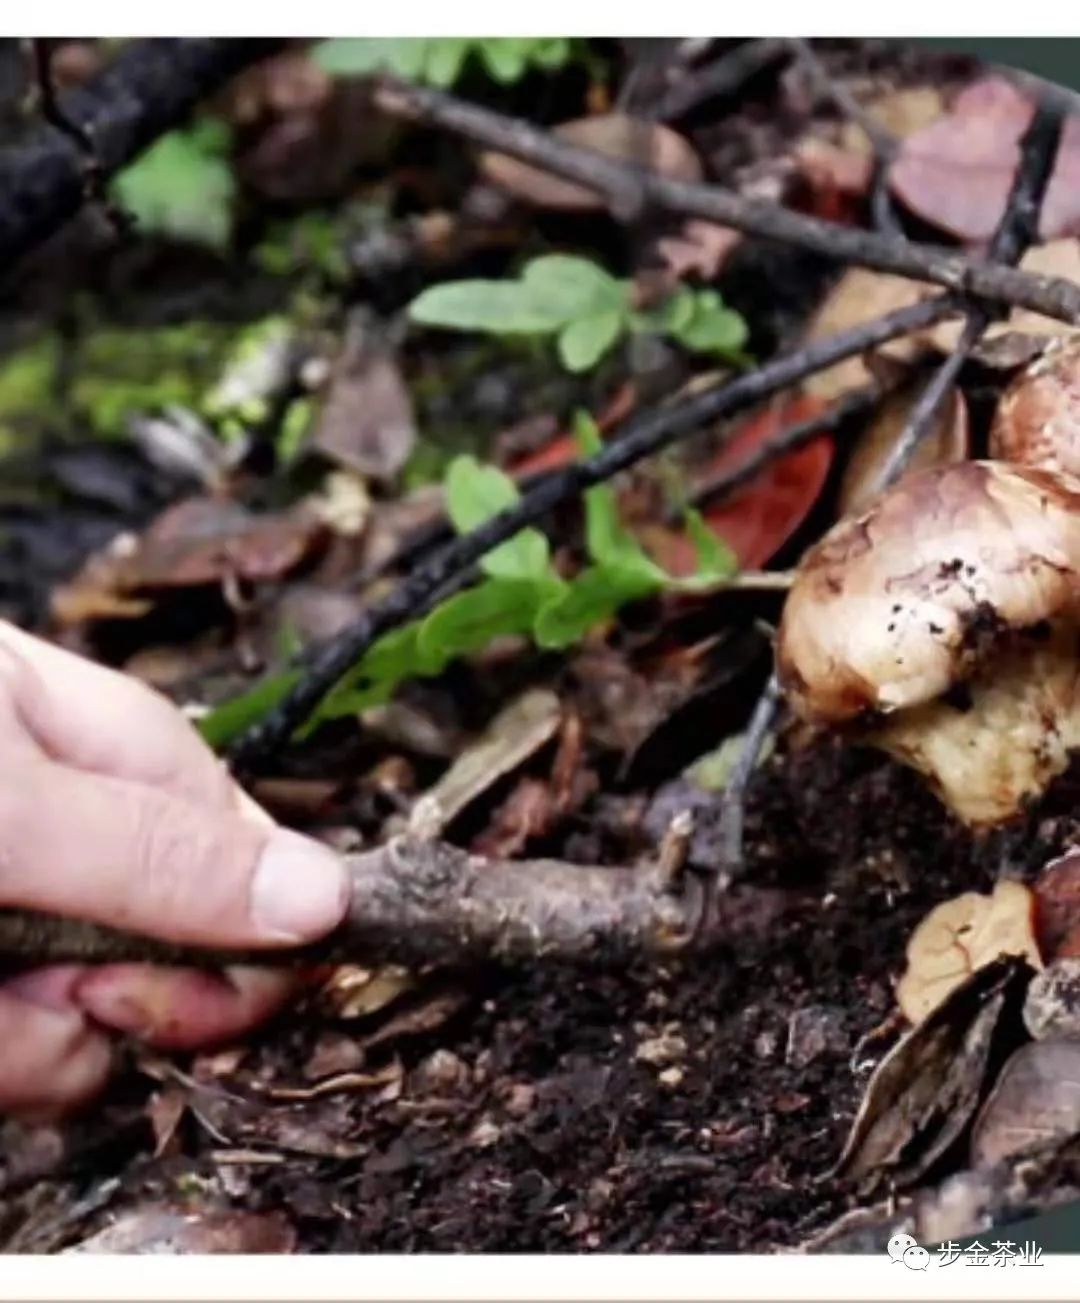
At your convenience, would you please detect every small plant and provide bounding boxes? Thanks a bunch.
[313,37,574,89]
[408,255,749,373]
[111,119,236,252]
[199,413,737,749]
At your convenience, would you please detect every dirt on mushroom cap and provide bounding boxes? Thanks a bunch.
[777,460,1080,724]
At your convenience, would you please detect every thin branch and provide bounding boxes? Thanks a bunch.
[875,95,1064,489]
[654,38,792,121]
[715,672,783,891]
[372,76,1080,326]
[228,292,964,770]
[0,837,704,970]
[1,38,283,268]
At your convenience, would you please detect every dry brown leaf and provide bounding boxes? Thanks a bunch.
[408,687,562,837]
[890,77,1080,244]
[481,113,702,211]
[655,219,742,282]
[896,879,1042,1025]
[320,964,415,1020]
[801,269,942,402]
[67,1206,296,1254]
[308,322,416,482]
[359,987,471,1052]
[839,86,947,153]
[838,382,969,515]
[834,959,1020,1188]
[147,1087,188,1158]
[256,1061,402,1102]
[1033,850,1080,963]
[971,1038,1080,1168]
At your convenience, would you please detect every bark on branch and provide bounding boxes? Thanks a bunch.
[0,838,706,971]
[0,38,283,267]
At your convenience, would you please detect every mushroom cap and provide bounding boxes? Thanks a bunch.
[777,460,1080,723]
[991,336,1080,477]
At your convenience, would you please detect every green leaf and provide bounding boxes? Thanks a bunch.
[424,38,471,88]
[521,255,627,323]
[531,37,572,69]
[674,291,749,356]
[444,455,551,580]
[197,669,300,750]
[631,285,697,336]
[477,38,530,83]
[534,564,661,650]
[112,120,235,252]
[408,280,567,335]
[418,577,554,666]
[557,310,623,372]
[682,507,738,582]
[312,37,428,79]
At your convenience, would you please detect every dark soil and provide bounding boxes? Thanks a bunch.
[12,741,1079,1254]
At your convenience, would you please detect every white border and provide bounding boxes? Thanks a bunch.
[1,1252,1079,1299]
[8,7,1080,39]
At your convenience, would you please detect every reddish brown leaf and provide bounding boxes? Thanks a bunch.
[68,1206,296,1254]
[655,219,742,282]
[890,77,1080,244]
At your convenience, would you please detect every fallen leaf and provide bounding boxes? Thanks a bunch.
[676,394,834,570]
[840,86,947,153]
[971,1038,1080,1168]
[890,76,1080,244]
[470,776,555,858]
[147,1087,187,1158]
[655,219,742,282]
[801,269,942,402]
[834,958,1025,1189]
[838,381,969,515]
[320,965,415,1020]
[896,879,1042,1026]
[1033,850,1080,962]
[359,986,471,1052]
[408,688,562,837]
[67,1206,296,1254]
[256,1061,402,1101]
[308,321,416,482]
[481,113,703,211]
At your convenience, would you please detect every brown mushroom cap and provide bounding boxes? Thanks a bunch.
[777,460,1080,724]
[991,336,1080,477]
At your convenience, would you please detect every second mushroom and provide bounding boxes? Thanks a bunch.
[776,460,1080,826]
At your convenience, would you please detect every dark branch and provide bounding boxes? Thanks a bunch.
[228,292,963,769]
[654,38,791,121]
[876,95,1064,489]
[372,76,1080,325]
[1,38,283,268]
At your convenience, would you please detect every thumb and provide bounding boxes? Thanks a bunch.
[0,753,349,948]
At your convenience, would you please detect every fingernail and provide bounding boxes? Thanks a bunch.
[251,831,349,943]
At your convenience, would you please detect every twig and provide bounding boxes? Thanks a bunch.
[787,38,901,237]
[654,38,792,121]
[0,837,703,970]
[875,95,1064,490]
[372,76,1080,326]
[1,38,283,268]
[228,292,963,770]
[715,672,782,891]
[688,385,881,514]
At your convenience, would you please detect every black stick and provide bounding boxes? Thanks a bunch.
[1,38,283,268]
[875,95,1064,490]
[228,292,963,769]
[372,76,1080,326]
[715,672,782,891]
[654,38,791,121]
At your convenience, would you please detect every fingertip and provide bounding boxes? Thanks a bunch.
[0,996,112,1120]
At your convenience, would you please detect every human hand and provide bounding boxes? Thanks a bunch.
[0,621,348,1119]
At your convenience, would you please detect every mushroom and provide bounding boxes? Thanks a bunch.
[776,460,1080,825]
[991,336,1080,477]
